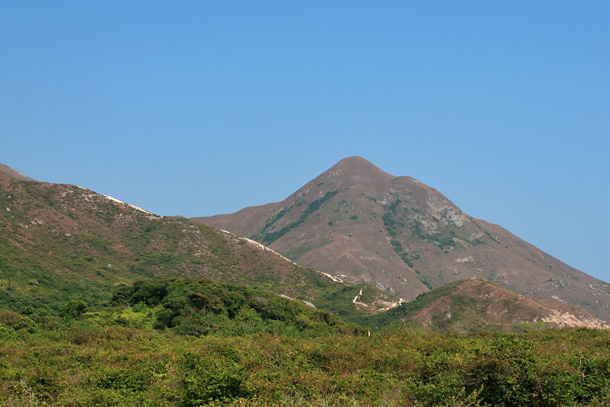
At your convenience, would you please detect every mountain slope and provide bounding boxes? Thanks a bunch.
[0,164,397,317]
[0,164,36,182]
[368,278,609,332]
[194,156,610,322]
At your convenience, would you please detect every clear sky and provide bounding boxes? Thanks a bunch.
[1,1,609,283]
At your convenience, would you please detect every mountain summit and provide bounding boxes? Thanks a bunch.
[194,157,610,322]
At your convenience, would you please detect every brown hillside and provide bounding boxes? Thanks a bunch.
[0,164,37,183]
[0,165,397,316]
[194,156,610,323]
[384,278,609,332]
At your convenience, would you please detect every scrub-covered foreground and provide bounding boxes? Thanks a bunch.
[1,279,609,406]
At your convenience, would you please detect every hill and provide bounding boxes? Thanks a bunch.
[0,164,398,318]
[368,278,609,332]
[194,156,610,322]
[2,163,610,406]
[0,163,36,182]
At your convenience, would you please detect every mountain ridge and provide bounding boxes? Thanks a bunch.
[194,156,610,322]
[0,163,37,182]
[0,163,397,318]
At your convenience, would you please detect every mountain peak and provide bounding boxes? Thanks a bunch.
[329,156,393,177]
[196,157,610,323]
[317,157,395,192]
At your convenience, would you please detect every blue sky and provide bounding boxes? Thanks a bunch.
[1,1,609,283]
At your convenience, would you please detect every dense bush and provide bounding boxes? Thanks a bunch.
[0,321,608,406]
[110,278,363,337]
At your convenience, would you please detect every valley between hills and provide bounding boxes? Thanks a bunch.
[1,160,609,406]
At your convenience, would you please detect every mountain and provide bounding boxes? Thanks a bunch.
[0,164,398,318]
[368,278,609,332]
[194,156,610,322]
[0,163,36,182]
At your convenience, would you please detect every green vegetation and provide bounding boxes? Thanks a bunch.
[3,178,610,406]
[410,221,458,251]
[282,237,334,262]
[258,203,297,237]
[257,190,338,245]
[315,283,380,322]
[383,200,421,272]
[0,181,388,322]
[401,253,414,268]
[416,273,434,290]
[1,305,609,406]
[382,198,401,238]
[390,238,403,253]
[110,278,361,337]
